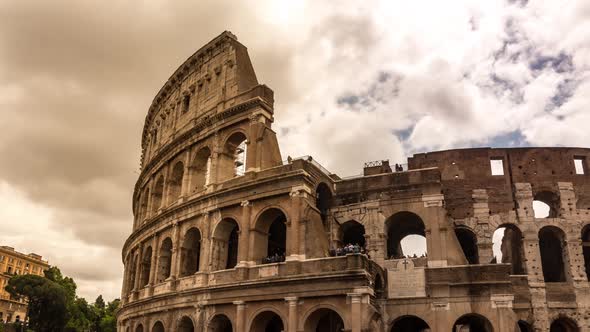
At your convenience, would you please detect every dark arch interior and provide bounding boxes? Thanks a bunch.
[341,221,366,247]
[179,316,194,332]
[309,309,344,332]
[453,314,493,332]
[135,324,144,332]
[268,216,287,259]
[193,147,212,190]
[152,321,165,332]
[550,318,579,332]
[157,238,173,283]
[209,314,233,332]
[386,212,426,259]
[140,246,152,287]
[455,227,479,264]
[152,177,165,212]
[169,161,184,201]
[227,225,239,269]
[250,311,284,332]
[518,320,533,332]
[495,225,526,274]
[539,226,566,282]
[391,315,430,332]
[180,228,201,277]
[582,226,590,281]
[316,183,332,226]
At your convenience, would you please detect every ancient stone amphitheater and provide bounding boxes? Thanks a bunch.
[117,32,590,332]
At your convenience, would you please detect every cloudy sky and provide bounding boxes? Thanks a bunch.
[0,0,588,301]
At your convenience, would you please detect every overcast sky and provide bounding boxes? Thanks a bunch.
[0,0,588,301]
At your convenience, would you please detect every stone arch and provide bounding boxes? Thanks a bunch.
[211,218,240,270]
[139,246,152,287]
[385,211,427,259]
[248,309,286,332]
[338,220,366,248]
[390,315,430,332]
[533,190,560,218]
[219,131,248,181]
[152,321,165,332]
[582,224,590,281]
[192,147,212,190]
[550,316,579,332]
[452,313,493,332]
[492,224,526,274]
[208,314,233,332]
[169,161,185,202]
[180,228,202,277]
[454,226,479,264]
[135,324,144,332]
[252,207,288,263]
[316,182,332,227]
[539,226,567,282]
[178,316,195,332]
[156,237,173,283]
[303,307,345,332]
[151,176,165,213]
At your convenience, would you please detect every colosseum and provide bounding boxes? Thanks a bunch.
[117,31,590,332]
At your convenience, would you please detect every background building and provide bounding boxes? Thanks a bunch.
[117,31,590,331]
[0,246,49,323]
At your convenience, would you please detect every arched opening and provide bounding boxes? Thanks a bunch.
[135,324,144,332]
[304,308,345,332]
[518,320,533,332]
[550,317,579,332]
[340,220,366,248]
[249,311,284,332]
[253,208,287,264]
[492,224,526,274]
[386,212,427,259]
[156,238,173,283]
[169,161,184,202]
[455,227,479,264]
[139,187,150,222]
[208,314,233,332]
[219,132,248,181]
[151,177,164,213]
[390,315,430,332]
[180,228,202,277]
[127,254,138,292]
[193,147,212,190]
[139,246,152,287]
[316,183,332,227]
[211,218,240,271]
[539,226,567,282]
[582,225,590,281]
[453,314,493,332]
[178,316,195,332]
[533,191,560,218]
[152,321,165,332]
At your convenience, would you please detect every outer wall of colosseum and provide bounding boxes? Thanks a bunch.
[116,31,590,332]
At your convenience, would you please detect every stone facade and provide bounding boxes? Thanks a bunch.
[0,246,49,323]
[117,31,590,332]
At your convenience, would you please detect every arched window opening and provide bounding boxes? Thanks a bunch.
[139,188,150,222]
[208,315,233,332]
[152,321,165,332]
[518,320,533,332]
[391,316,430,332]
[455,227,479,264]
[156,238,173,283]
[550,317,579,332]
[135,324,144,332]
[304,308,345,332]
[386,212,427,259]
[539,226,567,282]
[583,226,590,281]
[533,191,560,218]
[253,209,287,264]
[492,225,526,274]
[316,183,332,226]
[192,147,212,191]
[139,247,152,287]
[169,162,184,202]
[250,311,284,332]
[178,316,195,332]
[453,314,493,332]
[180,228,201,277]
[220,132,248,181]
[211,218,240,271]
[340,221,366,248]
[151,177,164,213]
[127,254,138,293]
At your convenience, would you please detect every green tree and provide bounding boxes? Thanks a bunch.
[5,274,68,332]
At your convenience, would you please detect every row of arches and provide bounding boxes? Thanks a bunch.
[137,132,249,225]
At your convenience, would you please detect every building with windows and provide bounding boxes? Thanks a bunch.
[117,31,590,332]
[0,246,49,323]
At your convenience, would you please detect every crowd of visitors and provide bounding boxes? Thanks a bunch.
[262,251,286,264]
[329,243,367,257]
[388,252,427,260]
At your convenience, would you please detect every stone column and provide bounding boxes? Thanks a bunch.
[247,113,261,172]
[148,234,159,287]
[287,186,312,261]
[348,293,362,332]
[237,200,252,266]
[181,151,192,198]
[234,301,246,332]
[170,222,181,280]
[472,189,493,263]
[133,245,143,291]
[285,297,298,332]
[145,181,153,220]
